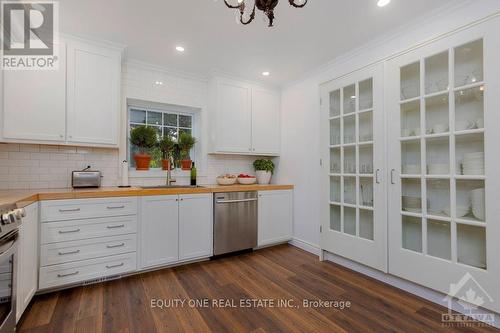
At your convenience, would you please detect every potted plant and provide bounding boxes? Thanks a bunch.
[158,136,176,170]
[253,159,275,184]
[177,132,197,170]
[130,125,157,171]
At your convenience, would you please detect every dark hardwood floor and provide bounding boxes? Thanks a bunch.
[18,245,499,333]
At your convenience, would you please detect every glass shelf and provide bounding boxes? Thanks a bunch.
[343,115,356,144]
[427,219,451,260]
[402,215,422,253]
[330,118,341,146]
[426,179,450,217]
[359,111,373,142]
[455,133,484,176]
[401,100,421,137]
[425,94,449,135]
[330,204,341,232]
[402,179,422,213]
[401,141,421,175]
[359,177,373,207]
[426,137,449,175]
[359,78,373,110]
[457,224,486,269]
[330,176,341,203]
[359,145,374,175]
[344,147,356,174]
[329,89,341,117]
[360,209,374,241]
[401,62,420,101]
[344,207,357,236]
[455,86,484,131]
[343,84,356,115]
[425,51,449,95]
[330,147,341,174]
[344,177,356,205]
[455,39,483,88]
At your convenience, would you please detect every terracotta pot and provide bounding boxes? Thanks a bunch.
[181,159,192,170]
[133,153,151,171]
[161,159,171,171]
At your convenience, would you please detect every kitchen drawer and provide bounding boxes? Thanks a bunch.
[41,215,137,244]
[41,197,138,222]
[39,253,136,290]
[41,234,137,266]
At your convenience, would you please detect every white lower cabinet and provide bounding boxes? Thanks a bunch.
[17,203,38,322]
[139,195,179,268]
[258,190,293,247]
[39,197,138,290]
[179,194,213,261]
[139,194,213,270]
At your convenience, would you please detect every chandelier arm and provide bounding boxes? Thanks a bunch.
[289,0,308,8]
[224,0,243,9]
[240,4,256,25]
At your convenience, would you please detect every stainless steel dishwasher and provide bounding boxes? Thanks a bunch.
[213,191,258,256]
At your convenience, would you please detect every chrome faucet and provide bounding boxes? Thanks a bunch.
[166,156,176,186]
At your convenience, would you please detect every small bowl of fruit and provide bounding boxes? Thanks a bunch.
[216,174,237,186]
[237,174,257,185]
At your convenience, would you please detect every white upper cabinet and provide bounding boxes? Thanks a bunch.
[2,42,67,142]
[0,36,122,147]
[66,41,121,146]
[251,88,280,155]
[209,77,281,155]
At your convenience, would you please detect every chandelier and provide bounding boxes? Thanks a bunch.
[224,0,308,27]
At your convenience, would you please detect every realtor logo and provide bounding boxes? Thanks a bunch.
[442,273,495,327]
[1,1,59,70]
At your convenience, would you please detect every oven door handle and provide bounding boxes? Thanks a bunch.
[0,231,18,257]
[216,198,258,204]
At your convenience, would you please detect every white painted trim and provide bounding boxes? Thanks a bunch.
[124,59,209,83]
[60,33,126,52]
[288,237,320,256]
[324,251,500,329]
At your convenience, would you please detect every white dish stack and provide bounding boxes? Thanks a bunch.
[462,152,484,175]
[471,188,485,221]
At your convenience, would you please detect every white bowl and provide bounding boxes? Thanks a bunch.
[216,177,237,186]
[237,177,257,185]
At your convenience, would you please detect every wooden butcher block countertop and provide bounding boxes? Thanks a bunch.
[0,184,294,208]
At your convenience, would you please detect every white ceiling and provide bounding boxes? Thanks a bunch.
[59,0,457,86]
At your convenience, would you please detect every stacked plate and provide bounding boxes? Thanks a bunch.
[471,188,485,221]
[462,152,484,175]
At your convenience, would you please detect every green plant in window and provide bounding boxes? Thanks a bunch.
[178,132,197,160]
[129,125,157,153]
[158,136,176,159]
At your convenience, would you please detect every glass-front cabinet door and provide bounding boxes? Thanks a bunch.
[387,19,500,313]
[320,64,387,272]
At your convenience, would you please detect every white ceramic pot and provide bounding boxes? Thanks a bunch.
[256,171,272,185]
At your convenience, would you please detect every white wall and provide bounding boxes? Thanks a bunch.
[279,0,500,248]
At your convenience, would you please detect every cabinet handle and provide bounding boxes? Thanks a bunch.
[58,249,80,256]
[106,262,124,269]
[106,224,125,229]
[107,243,125,249]
[58,228,81,234]
[375,169,381,184]
[390,169,396,185]
[57,271,79,278]
[59,208,80,212]
[107,205,125,209]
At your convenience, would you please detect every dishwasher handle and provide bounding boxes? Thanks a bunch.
[216,198,258,204]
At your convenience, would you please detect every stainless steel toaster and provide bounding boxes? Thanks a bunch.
[71,169,102,188]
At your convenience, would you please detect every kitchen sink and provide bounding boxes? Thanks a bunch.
[140,185,205,189]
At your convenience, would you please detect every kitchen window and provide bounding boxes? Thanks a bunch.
[128,106,194,168]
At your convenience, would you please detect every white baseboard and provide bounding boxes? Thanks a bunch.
[323,250,500,329]
[288,238,320,256]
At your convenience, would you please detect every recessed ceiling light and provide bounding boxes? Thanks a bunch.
[155,81,163,85]
[175,46,185,52]
[262,71,270,76]
[377,0,391,7]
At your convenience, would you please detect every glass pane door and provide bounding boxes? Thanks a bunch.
[398,39,486,270]
[329,78,375,240]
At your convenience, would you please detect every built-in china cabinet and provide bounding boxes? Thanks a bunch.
[320,16,500,313]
